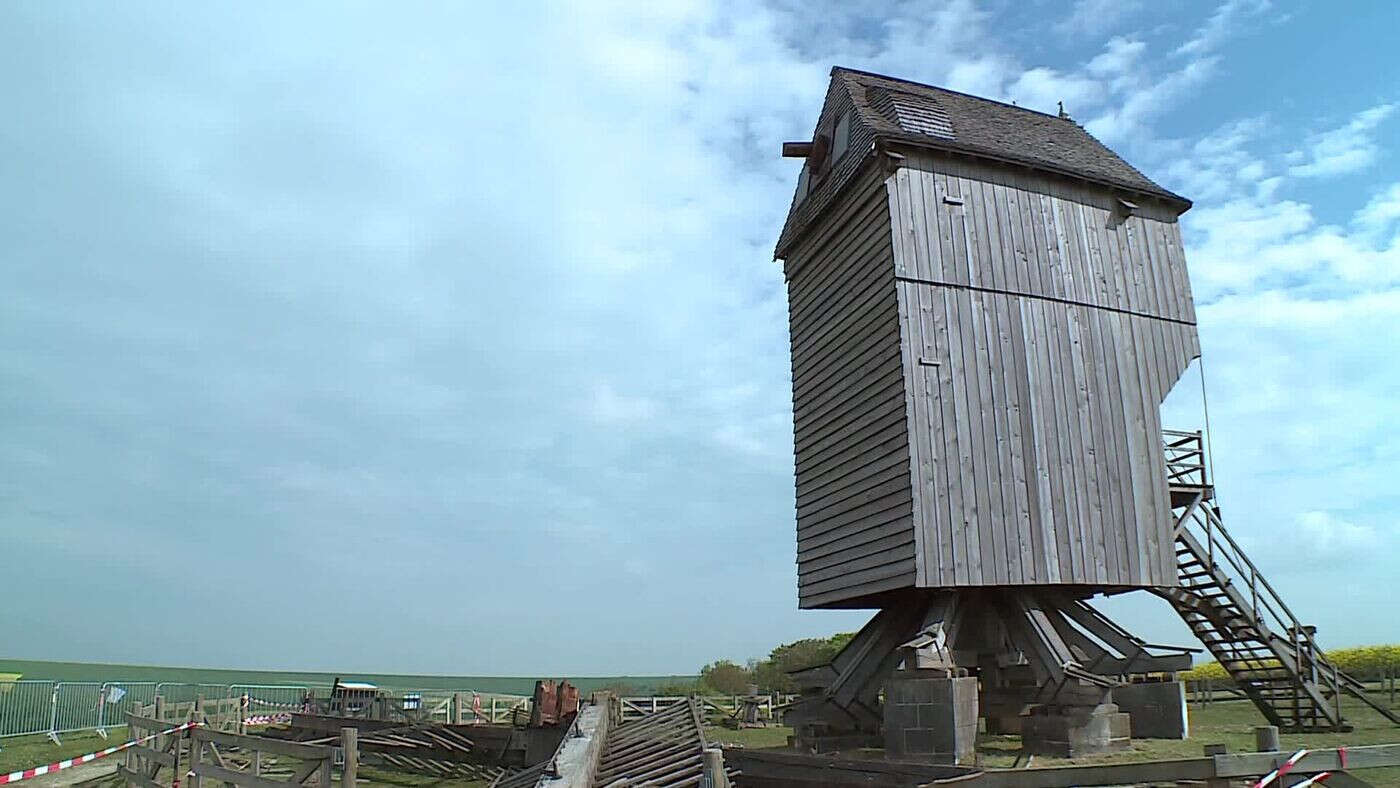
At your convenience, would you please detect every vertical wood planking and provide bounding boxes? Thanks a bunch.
[916,170,952,583]
[794,150,1199,594]
[931,174,966,584]
[889,169,926,587]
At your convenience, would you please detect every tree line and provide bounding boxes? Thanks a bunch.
[602,632,856,697]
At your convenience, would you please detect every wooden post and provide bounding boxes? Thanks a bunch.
[1203,744,1229,788]
[341,728,358,788]
[154,695,166,753]
[125,712,137,776]
[702,748,729,788]
[453,692,464,725]
[317,750,332,788]
[186,729,202,788]
[1254,726,1280,752]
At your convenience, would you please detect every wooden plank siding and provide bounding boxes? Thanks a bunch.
[782,146,1198,607]
[786,162,916,609]
[886,150,1198,589]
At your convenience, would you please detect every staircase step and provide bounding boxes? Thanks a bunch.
[1166,472,1354,732]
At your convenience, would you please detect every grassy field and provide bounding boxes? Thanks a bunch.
[706,696,1400,786]
[0,658,695,696]
[0,727,133,774]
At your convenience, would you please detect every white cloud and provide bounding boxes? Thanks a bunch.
[588,383,659,424]
[1006,67,1101,115]
[1085,54,1219,145]
[1086,37,1147,81]
[1294,511,1382,557]
[1356,183,1400,237]
[1289,104,1398,178]
[1175,0,1271,57]
[1056,0,1143,36]
[1185,190,1400,298]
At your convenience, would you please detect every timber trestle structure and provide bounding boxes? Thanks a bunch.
[594,697,731,786]
[298,719,514,783]
[121,711,342,788]
[1160,430,1400,732]
[490,696,732,788]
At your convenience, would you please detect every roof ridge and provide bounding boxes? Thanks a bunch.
[832,65,1069,123]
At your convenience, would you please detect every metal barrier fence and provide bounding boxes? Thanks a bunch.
[0,681,55,738]
[3,682,708,741]
[153,682,231,705]
[0,682,323,742]
[231,684,316,712]
[96,682,159,735]
[50,682,106,738]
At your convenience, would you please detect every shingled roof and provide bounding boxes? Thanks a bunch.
[775,67,1191,258]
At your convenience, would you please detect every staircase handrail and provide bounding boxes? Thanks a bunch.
[1165,430,1327,680]
[1163,429,1208,487]
[1183,507,1304,659]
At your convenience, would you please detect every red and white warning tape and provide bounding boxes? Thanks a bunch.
[0,721,201,785]
[1292,772,1331,787]
[241,713,292,726]
[246,697,305,711]
[1254,749,1310,787]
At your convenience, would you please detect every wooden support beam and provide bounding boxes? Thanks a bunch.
[191,763,288,788]
[782,141,813,158]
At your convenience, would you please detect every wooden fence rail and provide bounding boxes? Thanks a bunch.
[617,694,797,722]
[134,697,246,732]
[120,712,356,788]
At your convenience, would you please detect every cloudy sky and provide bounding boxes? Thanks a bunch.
[2,0,1397,677]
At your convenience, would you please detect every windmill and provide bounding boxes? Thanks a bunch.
[774,67,1396,760]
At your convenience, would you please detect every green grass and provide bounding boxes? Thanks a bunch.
[704,724,793,748]
[710,696,1400,786]
[357,765,490,788]
[0,658,695,696]
[0,726,129,774]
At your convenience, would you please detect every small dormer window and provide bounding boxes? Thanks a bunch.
[832,111,850,162]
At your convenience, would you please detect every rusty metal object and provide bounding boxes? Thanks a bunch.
[529,680,558,727]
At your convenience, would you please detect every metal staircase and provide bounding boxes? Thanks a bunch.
[1156,430,1400,732]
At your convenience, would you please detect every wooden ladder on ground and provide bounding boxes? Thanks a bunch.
[1154,430,1400,733]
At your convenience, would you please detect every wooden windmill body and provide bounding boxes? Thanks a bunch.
[774,68,1392,743]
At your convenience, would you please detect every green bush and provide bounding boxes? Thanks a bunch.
[750,632,855,693]
[699,660,756,695]
[655,680,703,696]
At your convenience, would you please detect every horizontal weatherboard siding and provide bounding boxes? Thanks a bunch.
[786,163,916,609]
